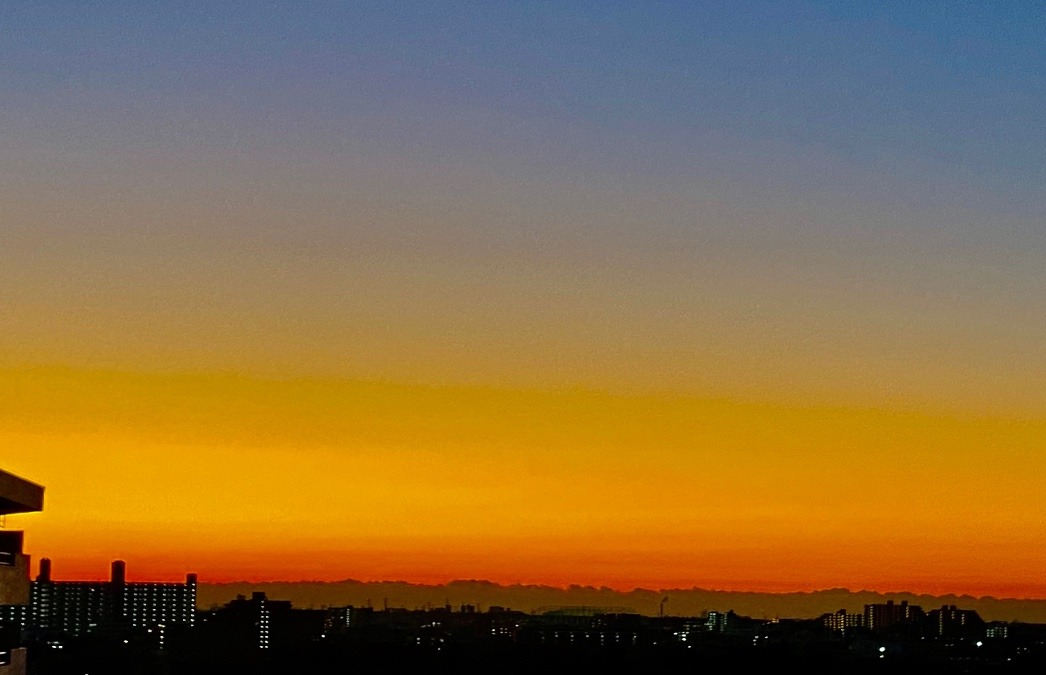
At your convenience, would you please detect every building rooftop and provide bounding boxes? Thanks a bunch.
[0,469,45,515]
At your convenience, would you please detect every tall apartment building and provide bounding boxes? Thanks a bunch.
[929,604,984,639]
[29,559,197,638]
[863,600,925,633]
[821,608,864,634]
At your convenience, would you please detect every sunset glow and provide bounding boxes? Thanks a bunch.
[5,367,1045,597]
[3,2,1044,600]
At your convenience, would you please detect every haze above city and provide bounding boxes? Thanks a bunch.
[2,2,1044,600]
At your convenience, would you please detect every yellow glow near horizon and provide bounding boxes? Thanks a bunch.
[4,366,1045,598]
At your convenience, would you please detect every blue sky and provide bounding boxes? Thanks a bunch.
[1,1,1043,410]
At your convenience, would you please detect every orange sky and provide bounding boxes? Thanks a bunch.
[2,2,1044,601]
[4,366,1045,598]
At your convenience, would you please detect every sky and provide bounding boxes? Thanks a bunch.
[2,2,1044,598]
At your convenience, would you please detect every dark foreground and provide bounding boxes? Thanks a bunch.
[25,633,1046,675]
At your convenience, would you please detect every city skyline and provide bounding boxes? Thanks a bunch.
[18,553,1046,674]
[16,554,1046,625]
[3,2,1045,600]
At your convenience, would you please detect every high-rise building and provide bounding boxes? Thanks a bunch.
[200,592,281,650]
[196,592,325,653]
[863,600,924,633]
[929,604,984,639]
[29,560,197,639]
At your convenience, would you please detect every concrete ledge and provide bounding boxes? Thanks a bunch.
[0,471,43,516]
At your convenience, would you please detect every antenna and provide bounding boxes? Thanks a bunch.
[659,596,669,618]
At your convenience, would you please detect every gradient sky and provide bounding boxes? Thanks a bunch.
[2,2,1044,597]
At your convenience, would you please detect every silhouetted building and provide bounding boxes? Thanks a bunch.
[985,621,1009,639]
[821,608,864,634]
[928,604,985,639]
[863,600,923,633]
[28,559,196,638]
[0,607,27,631]
[197,592,324,653]
[323,605,374,634]
[0,472,43,607]
[0,469,44,675]
[705,609,740,633]
[198,592,277,651]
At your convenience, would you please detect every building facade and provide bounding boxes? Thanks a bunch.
[863,600,924,633]
[28,560,197,638]
[0,469,44,675]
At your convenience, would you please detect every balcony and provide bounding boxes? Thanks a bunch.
[0,471,43,517]
[0,470,43,606]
